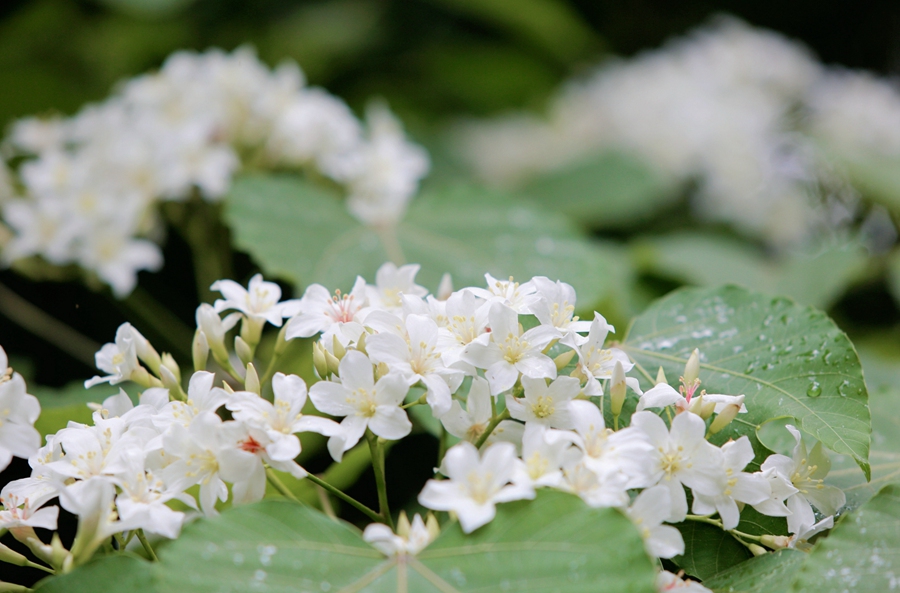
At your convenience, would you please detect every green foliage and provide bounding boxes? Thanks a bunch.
[673,521,752,580]
[635,233,870,309]
[704,549,806,593]
[621,285,871,477]
[36,491,657,593]
[521,151,678,228]
[225,174,620,308]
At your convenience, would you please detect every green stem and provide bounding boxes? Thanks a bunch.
[473,408,511,449]
[729,529,763,542]
[266,467,301,503]
[366,431,394,529]
[684,514,723,528]
[24,560,54,574]
[437,425,448,469]
[0,282,99,367]
[135,529,159,562]
[305,474,386,525]
[401,394,428,409]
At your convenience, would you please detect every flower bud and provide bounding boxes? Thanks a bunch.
[235,336,253,367]
[325,350,342,377]
[245,362,261,395]
[355,331,368,356]
[374,361,390,381]
[610,361,627,417]
[331,335,346,360]
[397,511,411,538]
[193,330,210,372]
[161,353,181,385]
[130,366,161,389]
[313,342,329,378]
[426,513,440,540]
[655,366,668,385]
[708,403,742,434]
[437,273,453,301]
[196,305,239,364]
[700,399,716,420]
[684,349,700,387]
[0,541,31,567]
[748,543,768,556]
[760,534,791,550]
[159,365,186,400]
[553,349,576,371]
[129,325,161,375]
[274,323,290,356]
[240,314,264,348]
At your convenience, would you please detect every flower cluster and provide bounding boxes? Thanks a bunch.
[0,48,429,296]
[454,17,892,247]
[0,264,845,582]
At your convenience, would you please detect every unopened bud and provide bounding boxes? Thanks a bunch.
[245,362,261,395]
[240,315,264,347]
[684,349,700,387]
[235,336,253,367]
[331,335,346,360]
[437,273,453,301]
[130,366,161,389]
[49,532,72,571]
[325,350,342,377]
[700,399,716,420]
[274,323,290,355]
[161,353,181,385]
[0,541,32,567]
[748,543,768,557]
[553,349,576,371]
[222,382,235,394]
[655,366,668,385]
[374,361,390,381]
[708,403,742,434]
[610,361,627,417]
[193,330,210,372]
[159,365,185,400]
[689,393,704,415]
[426,513,440,540]
[760,534,791,550]
[355,331,368,356]
[313,342,329,378]
[130,326,161,375]
[397,511,410,537]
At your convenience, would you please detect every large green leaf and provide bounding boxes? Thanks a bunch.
[635,232,869,309]
[704,549,806,593]
[225,174,620,307]
[34,554,158,592]
[828,341,900,508]
[36,491,656,592]
[520,151,677,228]
[673,521,751,580]
[621,285,871,477]
[792,483,900,593]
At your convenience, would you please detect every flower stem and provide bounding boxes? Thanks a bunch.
[401,394,428,409]
[366,431,394,530]
[265,467,301,503]
[684,514,723,528]
[135,529,159,562]
[305,474,386,525]
[473,408,511,449]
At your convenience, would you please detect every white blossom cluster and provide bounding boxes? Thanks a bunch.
[0,263,845,578]
[454,17,896,247]
[0,47,429,296]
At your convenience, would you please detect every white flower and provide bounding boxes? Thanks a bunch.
[506,375,580,429]
[0,491,59,531]
[760,425,845,534]
[211,273,300,327]
[630,411,725,523]
[691,436,771,529]
[512,424,580,490]
[468,274,539,314]
[436,289,489,366]
[84,323,144,388]
[529,276,591,343]
[195,304,241,359]
[362,513,437,557]
[460,302,558,395]
[365,262,429,310]
[655,570,713,592]
[367,313,463,416]
[114,451,188,539]
[626,486,684,559]
[749,466,797,518]
[418,441,534,533]
[0,366,41,472]
[440,376,492,442]
[568,313,633,396]
[227,372,341,462]
[153,370,228,430]
[308,350,412,461]
[286,277,368,340]
[558,457,630,508]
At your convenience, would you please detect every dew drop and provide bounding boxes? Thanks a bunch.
[807,381,822,398]
[838,380,851,397]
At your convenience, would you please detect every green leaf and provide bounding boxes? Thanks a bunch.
[792,483,900,593]
[225,174,621,308]
[521,151,677,228]
[635,232,869,309]
[672,521,751,580]
[703,549,806,593]
[34,554,158,593]
[621,285,871,478]
[38,491,657,592]
[827,341,900,508]
[831,151,900,213]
